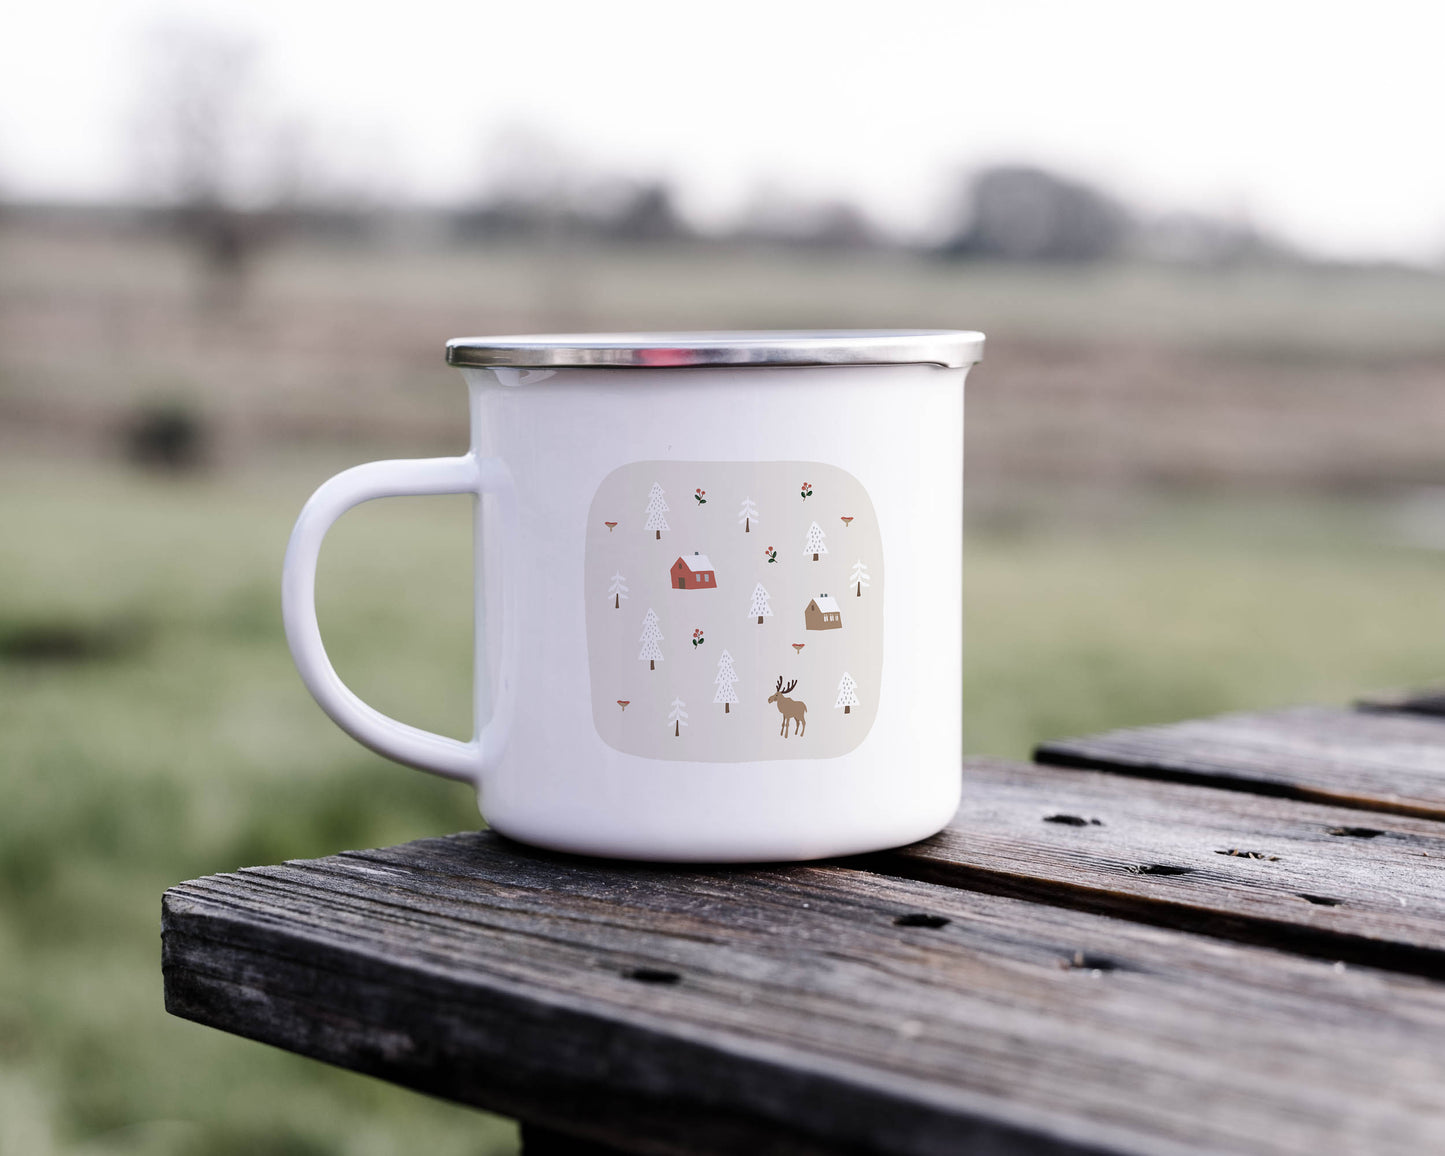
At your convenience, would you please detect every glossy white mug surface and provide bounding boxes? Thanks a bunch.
[282,331,982,861]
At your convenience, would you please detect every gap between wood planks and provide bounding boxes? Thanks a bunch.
[856,758,1445,980]
[1035,705,1445,821]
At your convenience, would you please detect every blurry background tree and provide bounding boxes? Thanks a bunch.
[939,165,1135,263]
[456,127,686,244]
[131,21,286,309]
[602,181,684,243]
[733,183,882,251]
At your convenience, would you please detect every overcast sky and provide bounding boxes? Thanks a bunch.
[4,0,1444,260]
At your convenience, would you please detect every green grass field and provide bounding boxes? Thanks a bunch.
[4,456,1445,1153]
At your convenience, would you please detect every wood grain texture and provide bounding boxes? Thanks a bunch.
[164,832,1445,1156]
[1036,705,1445,819]
[871,759,1445,976]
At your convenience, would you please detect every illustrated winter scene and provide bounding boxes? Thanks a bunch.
[585,461,884,762]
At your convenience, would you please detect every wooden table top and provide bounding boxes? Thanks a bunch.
[162,696,1445,1156]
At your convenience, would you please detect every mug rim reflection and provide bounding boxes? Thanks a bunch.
[444,329,985,371]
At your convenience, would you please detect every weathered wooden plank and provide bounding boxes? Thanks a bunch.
[165,832,1445,1156]
[1036,705,1445,819]
[869,759,1445,976]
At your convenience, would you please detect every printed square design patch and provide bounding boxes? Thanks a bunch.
[585,461,882,761]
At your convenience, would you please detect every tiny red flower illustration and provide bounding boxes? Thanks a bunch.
[764,545,778,563]
[691,627,705,649]
[693,488,707,506]
[800,482,813,501]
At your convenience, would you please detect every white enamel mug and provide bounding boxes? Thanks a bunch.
[282,330,983,862]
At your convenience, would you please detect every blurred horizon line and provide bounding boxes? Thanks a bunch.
[5,160,1439,277]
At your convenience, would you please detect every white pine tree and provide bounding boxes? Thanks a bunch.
[644,482,670,539]
[748,582,774,624]
[713,649,740,713]
[667,697,689,736]
[607,571,629,609]
[804,520,828,561]
[638,608,664,670]
[849,559,871,598]
[834,672,860,715]
[737,496,758,533]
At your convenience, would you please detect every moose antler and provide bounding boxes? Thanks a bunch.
[782,679,797,695]
[775,675,784,692]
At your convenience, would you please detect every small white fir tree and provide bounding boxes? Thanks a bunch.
[804,520,828,561]
[713,649,740,714]
[607,571,629,609]
[637,608,664,670]
[737,496,758,533]
[667,697,689,737]
[849,559,870,598]
[748,582,774,624]
[834,672,860,715]
[643,482,670,540]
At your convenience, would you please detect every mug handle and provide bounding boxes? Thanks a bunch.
[281,453,516,784]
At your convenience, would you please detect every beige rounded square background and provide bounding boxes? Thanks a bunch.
[585,461,883,762]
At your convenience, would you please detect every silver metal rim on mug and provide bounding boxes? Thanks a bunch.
[444,329,985,371]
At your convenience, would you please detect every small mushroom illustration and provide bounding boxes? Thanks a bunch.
[840,516,854,527]
[617,700,630,711]
[604,521,618,532]
[792,643,805,655]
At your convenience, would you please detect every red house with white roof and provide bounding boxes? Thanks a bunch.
[671,553,717,590]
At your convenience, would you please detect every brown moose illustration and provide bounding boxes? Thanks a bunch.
[768,676,807,738]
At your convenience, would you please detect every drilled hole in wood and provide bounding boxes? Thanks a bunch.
[1064,950,1120,972]
[1216,849,1280,861]
[1044,814,1104,827]
[1298,893,1343,907]
[1129,863,1194,876]
[1327,826,1383,839]
[625,968,681,985]
[894,913,951,929]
